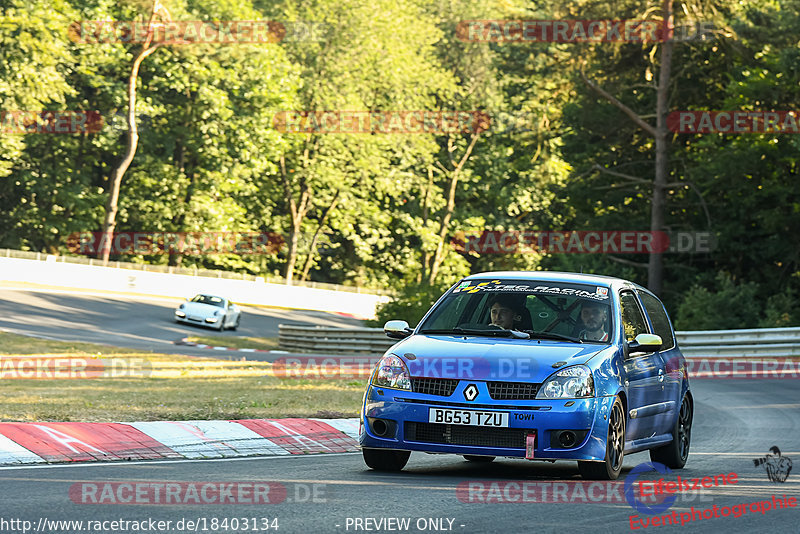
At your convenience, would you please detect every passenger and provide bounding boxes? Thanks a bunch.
[579,300,610,341]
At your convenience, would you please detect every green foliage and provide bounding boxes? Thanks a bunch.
[370,282,453,328]
[0,0,797,323]
[761,290,800,327]
[675,272,760,330]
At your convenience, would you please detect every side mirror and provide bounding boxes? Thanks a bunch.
[384,320,412,340]
[627,333,663,355]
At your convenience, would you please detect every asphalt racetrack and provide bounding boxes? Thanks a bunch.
[0,383,797,532]
[0,288,798,533]
[0,286,363,360]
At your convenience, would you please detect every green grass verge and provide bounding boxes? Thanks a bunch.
[185,335,280,350]
[0,332,364,422]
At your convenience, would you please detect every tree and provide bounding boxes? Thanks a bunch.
[579,0,675,294]
[269,0,455,285]
[99,0,172,265]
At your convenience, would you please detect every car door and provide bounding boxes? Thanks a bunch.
[637,290,682,436]
[619,290,665,440]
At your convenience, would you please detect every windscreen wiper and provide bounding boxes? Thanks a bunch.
[523,331,583,343]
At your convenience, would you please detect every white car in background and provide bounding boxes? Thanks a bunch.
[174,294,241,331]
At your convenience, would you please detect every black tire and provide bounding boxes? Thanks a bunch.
[578,396,625,480]
[463,455,495,463]
[650,394,692,468]
[216,315,225,331]
[362,448,410,471]
[231,316,240,331]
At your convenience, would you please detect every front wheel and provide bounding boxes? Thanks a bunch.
[362,448,410,471]
[650,394,692,468]
[578,396,625,480]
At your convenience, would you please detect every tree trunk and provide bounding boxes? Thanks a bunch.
[580,0,675,294]
[168,137,190,267]
[285,227,301,284]
[100,2,167,265]
[299,190,340,282]
[280,155,310,285]
[648,0,675,295]
[428,133,480,285]
[418,166,434,284]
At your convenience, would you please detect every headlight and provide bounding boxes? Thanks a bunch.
[371,354,412,391]
[175,311,186,317]
[536,365,594,399]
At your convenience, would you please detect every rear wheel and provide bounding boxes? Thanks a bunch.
[578,396,625,480]
[650,394,692,468]
[362,448,410,471]
[463,455,495,463]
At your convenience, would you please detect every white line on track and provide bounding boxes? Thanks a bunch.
[0,452,361,471]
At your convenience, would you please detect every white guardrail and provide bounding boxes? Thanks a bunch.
[278,325,800,358]
[676,327,800,358]
[0,252,391,320]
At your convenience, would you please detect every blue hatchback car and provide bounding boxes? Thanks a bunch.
[360,272,693,479]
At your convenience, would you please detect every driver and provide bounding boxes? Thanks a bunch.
[579,300,609,341]
[488,294,525,330]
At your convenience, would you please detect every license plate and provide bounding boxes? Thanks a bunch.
[428,408,509,427]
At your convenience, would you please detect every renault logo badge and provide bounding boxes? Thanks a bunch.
[463,384,479,401]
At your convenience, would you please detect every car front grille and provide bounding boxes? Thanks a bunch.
[411,377,459,396]
[487,381,540,400]
[404,422,532,449]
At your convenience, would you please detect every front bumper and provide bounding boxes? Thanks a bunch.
[359,384,617,461]
[175,313,219,327]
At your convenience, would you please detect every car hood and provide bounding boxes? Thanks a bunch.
[180,302,223,316]
[390,334,610,383]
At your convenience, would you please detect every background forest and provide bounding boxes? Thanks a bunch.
[1,0,798,329]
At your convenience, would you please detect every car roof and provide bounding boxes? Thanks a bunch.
[463,271,648,292]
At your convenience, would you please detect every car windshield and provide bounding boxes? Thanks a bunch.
[191,295,225,307]
[418,279,614,344]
